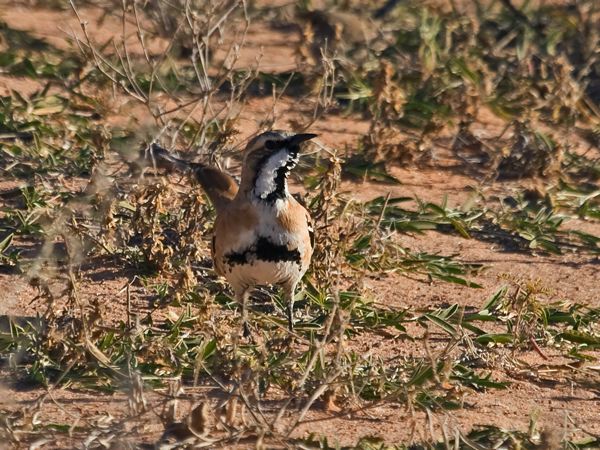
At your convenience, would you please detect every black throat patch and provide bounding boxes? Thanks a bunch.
[225,236,301,267]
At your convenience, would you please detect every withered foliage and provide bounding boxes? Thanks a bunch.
[1,0,600,448]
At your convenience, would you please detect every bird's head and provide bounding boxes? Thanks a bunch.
[240,130,317,202]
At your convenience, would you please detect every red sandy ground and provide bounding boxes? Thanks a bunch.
[1,2,599,448]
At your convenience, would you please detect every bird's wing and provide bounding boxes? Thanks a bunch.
[143,143,239,212]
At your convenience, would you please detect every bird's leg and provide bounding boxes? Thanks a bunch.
[235,287,251,338]
[284,283,297,332]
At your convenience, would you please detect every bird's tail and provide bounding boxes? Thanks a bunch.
[143,142,193,173]
[140,143,239,211]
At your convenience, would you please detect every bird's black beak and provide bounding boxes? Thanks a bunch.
[287,133,318,147]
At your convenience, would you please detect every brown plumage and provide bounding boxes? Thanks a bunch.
[144,131,317,335]
[145,143,238,211]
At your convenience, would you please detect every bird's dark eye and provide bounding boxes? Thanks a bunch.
[265,140,282,150]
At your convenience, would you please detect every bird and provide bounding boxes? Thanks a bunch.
[145,131,317,336]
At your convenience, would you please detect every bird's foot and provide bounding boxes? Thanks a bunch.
[243,321,251,337]
[241,321,255,343]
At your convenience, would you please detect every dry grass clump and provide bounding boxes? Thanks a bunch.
[0,0,600,448]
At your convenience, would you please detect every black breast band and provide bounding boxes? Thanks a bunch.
[225,237,302,266]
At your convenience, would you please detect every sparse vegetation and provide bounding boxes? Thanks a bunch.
[1,0,599,448]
